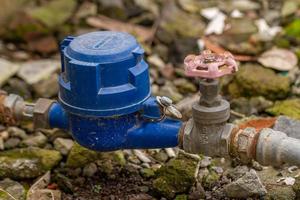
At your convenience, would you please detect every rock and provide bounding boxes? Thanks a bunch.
[7,127,27,139]
[266,186,296,200]
[4,138,21,149]
[199,156,212,168]
[177,0,208,14]
[274,116,300,139]
[267,99,300,120]
[4,78,32,100]
[17,59,60,85]
[82,162,98,177]
[175,194,188,200]
[231,96,273,116]
[74,1,97,20]
[281,1,299,17]
[152,152,200,199]
[159,1,204,39]
[134,0,159,16]
[20,132,47,147]
[224,18,257,40]
[202,170,220,189]
[189,182,206,200]
[140,168,155,178]
[285,19,300,41]
[0,59,20,86]
[174,78,197,94]
[227,64,290,100]
[53,173,75,193]
[32,72,59,98]
[0,0,30,28]
[27,36,58,54]
[66,142,125,169]
[293,176,300,198]
[66,142,100,168]
[165,148,176,158]
[0,178,26,200]
[0,147,62,179]
[225,165,249,180]
[53,138,74,156]
[159,81,184,103]
[29,0,77,29]
[224,169,267,198]
[219,0,260,12]
[133,150,152,163]
[154,151,169,163]
[97,0,127,20]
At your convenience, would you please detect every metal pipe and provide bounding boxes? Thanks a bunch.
[256,128,300,167]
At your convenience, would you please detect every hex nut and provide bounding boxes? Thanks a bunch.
[33,98,56,129]
[220,124,237,157]
[233,127,258,164]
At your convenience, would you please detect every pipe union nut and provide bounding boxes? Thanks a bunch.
[232,127,258,164]
[34,99,56,129]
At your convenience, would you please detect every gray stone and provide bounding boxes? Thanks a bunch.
[226,165,249,180]
[0,178,26,200]
[83,163,98,177]
[5,78,32,100]
[7,127,27,139]
[224,169,267,198]
[54,138,74,155]
[274,116,300,139]
[154,151,169,162]
[20,132,47,147]
[32,73,59,98]
[0,58,20,87]
[17,59,60,85]
[4,137,21,149]
[199,156,212,168]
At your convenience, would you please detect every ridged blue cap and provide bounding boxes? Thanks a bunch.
[59,31,151,117]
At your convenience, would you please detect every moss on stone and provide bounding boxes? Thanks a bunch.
[66,142,99,168]
[152,153,199,199]
[30,0,76,28]
[265,186,296,200]
[0,147,62,179]
[160,3,204,38]
[202,170,220,189]
[285,19,300,41]
[267,99,300,120]
[227,64,290,100]
[175,194,188,200]
[66,143,126,170]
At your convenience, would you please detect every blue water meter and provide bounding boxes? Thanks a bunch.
[48,31,182,151]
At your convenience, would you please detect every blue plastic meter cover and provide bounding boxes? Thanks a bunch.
[59,31,151,117]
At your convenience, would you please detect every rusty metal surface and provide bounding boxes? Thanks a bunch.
[0,92,17,125]
[230,127,260,164]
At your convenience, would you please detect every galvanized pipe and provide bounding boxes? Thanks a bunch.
[256,128,300,167]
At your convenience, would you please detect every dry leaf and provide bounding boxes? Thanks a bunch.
[258,48,298,71]
[86,15,154,42]
[27,171,61,200]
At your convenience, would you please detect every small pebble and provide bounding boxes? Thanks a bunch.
[133,150,152,163]
[82,163,98,177]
